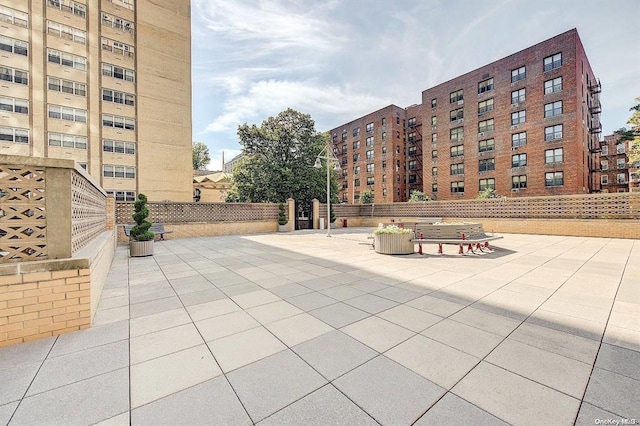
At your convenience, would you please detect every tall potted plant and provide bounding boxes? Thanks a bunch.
[277,203,288,232]
[129,193,155,257]
[329,203,336,229]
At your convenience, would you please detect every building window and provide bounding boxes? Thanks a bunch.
[0,97,28,114]
[512,175,527,189]
[106,190,136,201]
[478,99,494,114]
[0,126,29,144]
[512,153,527,167]
[102,114,135,130]
[511,110,526,125]
[47,49,86,71]
[450,89,463,103]
[544,124,563,141]
[381,117,386,126]
[408,160,417,170]
[77,162,87,170]
[450,108,464,122]
[408,174,417,184]
[408,117,416,127]
[353,127,360,137]
[366,163,374,174]
[103,165,136,179]
[103,139,136,155]
[432,167,438,176]
[431,98,437,108]
[544,101,563,118]
[451,181,464,193]
[341,130,347,142]
[0,5,28,27]
[431,116,437,126]
[616,143,625,154]
[478,119,494,133]
[545,148,563,164]
[479,158,495,172]
[511,66,526,83]
[432,183,438,192]
[46,0,86,18]
[600,175,609,185]
[511,88,526,104]
[545,171,564,186]
[366,136,374,147]
[101,37,135,58]
[617,158,626,169]
[102,63,135,82]
[353,154,361,162]
[101,12,135,33]
[407,132,416,143]
[450,126,464,141]
[431,133,437,143]
[381,132,386,141]
[341,144,347,154]
[46,21,86,44]
[512,132,527,148]
[366,122,374,133]
[47,77,86,96]
[478,78,493,94]
[48,133,87,149]
[354,166,360,175]
[544,53,562,71]
[617,173,626,184]
[450,163,464,175]
[108,0,135,10]
[365,150,374,160]
[479,178,495,191]
[354,178,360,187]
[366,177,374,186]
[544,77,562,94]
[0,67,28,85]
[601,145,608,156]
[353,140,360,150]
[601,160,609,171]
[450,145,464,158]
[0,35,28,56]
[479,138,495,153]
[48,105,87,123]
[432,150,438,159]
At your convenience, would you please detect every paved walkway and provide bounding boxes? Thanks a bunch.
[1,229,639,425]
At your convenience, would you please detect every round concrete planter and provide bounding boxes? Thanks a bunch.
[130,240,154,257]
[278,224,289,232]
[374,232,415,255]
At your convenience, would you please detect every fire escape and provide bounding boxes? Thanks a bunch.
[406,120,423,198]
[587,79,602,192]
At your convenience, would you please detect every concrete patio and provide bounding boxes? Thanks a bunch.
[1,229,638,425]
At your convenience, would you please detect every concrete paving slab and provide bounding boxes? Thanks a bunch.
[269,283,314,299]
[185,298,241,322]
[246,300,303,324]
[195,310,260,342]
[486,338,592,398]
[343,293,399,314]
[373,286,423,303]
[49,320,129,358]
[130,323,203,364]
[130,344,221,408]
[421,318,504,358]
[386,334,480,389]
[452,361,580,426]
[227,350,327,423]
[93,412,130,426]
[131,376,251,426]
[231,289,280,309]
[583,367,640,419]
[574,402,627,426]
[221,282,263,297]
[449,307,522,337]
[292,330,377,381]
[377,304,442,332]
[93,305,130,326]
[407,294,466,317]
[207,326,286,373]
[341,316,414,353]
[128,297,183,319]
[129,308,191,338]
[178,288,226,306]
[286,292,337,311]
[308,302,370,328]
[414,393,508,425]
[10,368,129,426]
[0,361,41,406]
[27,340,129,396]
[333,355,445,425]
[266,313,333,347]
[257,384,377,426]
[319,284,366,301]
[595,343,640,381]
[0,402,18,426]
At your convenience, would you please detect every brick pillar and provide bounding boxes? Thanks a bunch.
[312,199,320,229]
[286,198,295,231]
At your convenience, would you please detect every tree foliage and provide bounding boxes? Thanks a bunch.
[620,98,640,167]
[360,189,374,204]
[226,109,338,203]
[192,142,211,170]
[477,188,503,199]
[130,194,154,241]
[408,190,430,202]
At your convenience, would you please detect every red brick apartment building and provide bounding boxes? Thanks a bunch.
[600,134,629,192]
[329,29,602,202]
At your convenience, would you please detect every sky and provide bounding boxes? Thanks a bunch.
[191,0,640,171]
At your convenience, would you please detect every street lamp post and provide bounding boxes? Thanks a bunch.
[314,144,341,237]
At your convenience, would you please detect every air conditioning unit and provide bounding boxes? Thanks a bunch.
[457,119,464,123]
[457,100,464,105]
[512,102,519,108]
[478,132,485,137]
[511,125,518,130]
[512,188,519,192]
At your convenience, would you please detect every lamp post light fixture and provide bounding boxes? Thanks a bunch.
[314,144,341,237]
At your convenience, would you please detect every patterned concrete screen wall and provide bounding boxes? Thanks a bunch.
[115,202,280,224]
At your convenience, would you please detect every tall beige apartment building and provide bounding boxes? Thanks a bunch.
[0,0,193,201]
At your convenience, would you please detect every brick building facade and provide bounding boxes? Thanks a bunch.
[328,29,602,201]
[600,134,629,192]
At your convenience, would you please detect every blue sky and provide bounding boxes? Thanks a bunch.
[191,0,640,170]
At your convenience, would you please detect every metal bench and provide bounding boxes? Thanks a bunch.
[412,222,503,255]
[123,223,173,241]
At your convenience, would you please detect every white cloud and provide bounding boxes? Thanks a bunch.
[205,79,391,133]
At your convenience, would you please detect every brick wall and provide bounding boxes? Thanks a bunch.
[0,268,91,348]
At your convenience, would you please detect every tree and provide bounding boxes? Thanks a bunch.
[226,109,337,203]
[360,189,374,204]
[408,190,430,202]
[192,142,211,170]
[477,188,502,199]
[620,98,640,167]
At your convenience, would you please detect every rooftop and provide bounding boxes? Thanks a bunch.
[1,229,638,425]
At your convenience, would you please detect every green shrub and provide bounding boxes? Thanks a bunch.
[130,194,155,241]
[277,203,288,225]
